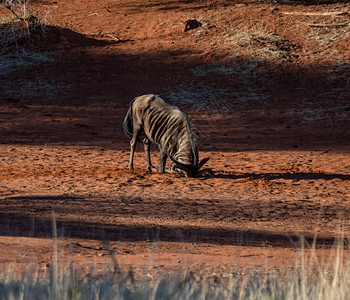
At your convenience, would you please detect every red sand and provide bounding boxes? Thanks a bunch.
[0,0,349,277]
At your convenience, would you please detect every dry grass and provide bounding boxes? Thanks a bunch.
[225,25,297,62]
[306,23,350,61]
[0,49,55,76]
[165,84,265,112]
[307,23,350,47]
[0,4,55,76]
[1,238,350,299]
[289,101,350,123]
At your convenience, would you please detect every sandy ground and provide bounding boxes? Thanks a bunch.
[0,0,350,278]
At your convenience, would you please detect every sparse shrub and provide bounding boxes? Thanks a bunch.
[1,0,40,27]
[0,1,56,80]
[226,26,298,62]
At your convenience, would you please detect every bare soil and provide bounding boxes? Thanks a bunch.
[0,0,349,278]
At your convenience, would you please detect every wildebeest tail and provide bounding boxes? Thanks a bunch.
[123,104,133,139]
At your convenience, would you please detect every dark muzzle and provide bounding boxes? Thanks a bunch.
[171,158,214,178]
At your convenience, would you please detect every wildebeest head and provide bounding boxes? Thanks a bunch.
[171,157,214,178]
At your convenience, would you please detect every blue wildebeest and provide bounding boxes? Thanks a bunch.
[123,94,213,177]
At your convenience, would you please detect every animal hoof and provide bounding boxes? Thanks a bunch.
[147,167,157,172]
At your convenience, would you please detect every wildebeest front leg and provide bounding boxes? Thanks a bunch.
[128,123,141,170]
[159,150,168,173]
[143,138,156,172]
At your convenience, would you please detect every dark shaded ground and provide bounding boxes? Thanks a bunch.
[0,209,342,248]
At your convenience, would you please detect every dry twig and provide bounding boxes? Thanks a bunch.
[308,23,349,28]
[105,33,121,42]
[282,11,348,16]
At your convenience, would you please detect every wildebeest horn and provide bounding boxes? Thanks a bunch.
[196,157,214,177]
[198,157,210,168]
[196,168,215,177]
[171,164,192,177]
